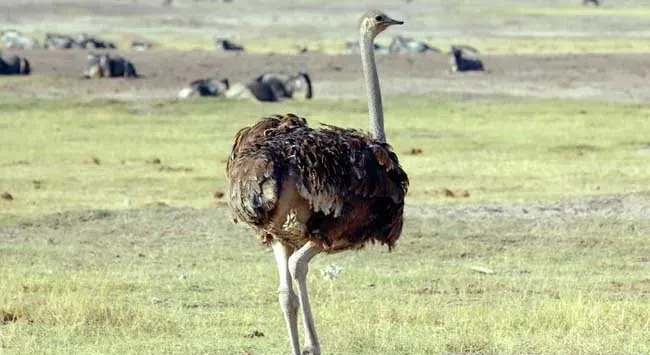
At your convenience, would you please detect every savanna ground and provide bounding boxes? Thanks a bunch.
[1,1,650,354]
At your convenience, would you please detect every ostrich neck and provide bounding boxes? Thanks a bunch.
[360,31,386,143]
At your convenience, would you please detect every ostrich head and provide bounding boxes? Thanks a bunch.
[359,10,404,38]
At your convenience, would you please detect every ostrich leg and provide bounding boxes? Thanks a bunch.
[289,241,322,355]
[272,240,301,355]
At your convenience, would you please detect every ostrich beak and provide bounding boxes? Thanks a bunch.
[386,18,404,26]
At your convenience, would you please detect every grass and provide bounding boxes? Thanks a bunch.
[516,7,650,18]
[7,28,650,55]
[0,96,649,354]
[0,205,649,354]
[5,0,650,55]
[1,96,650,220]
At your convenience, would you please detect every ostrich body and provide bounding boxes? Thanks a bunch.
[226,10,407,355]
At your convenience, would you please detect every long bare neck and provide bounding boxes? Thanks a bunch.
[360,29,386,143]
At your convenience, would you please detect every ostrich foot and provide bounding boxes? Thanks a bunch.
[301,347,321,355]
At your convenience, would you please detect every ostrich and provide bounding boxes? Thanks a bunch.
[226,10,408,355]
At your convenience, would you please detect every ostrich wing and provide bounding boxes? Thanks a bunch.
[226,114,409,229]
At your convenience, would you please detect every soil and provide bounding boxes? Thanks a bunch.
[2,49,650,103]
[2,0,650,102]
[2,192,649,242]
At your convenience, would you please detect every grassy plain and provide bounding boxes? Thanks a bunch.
[1,96,650,218]
[1,96,649,354]
[5,0,650,55]
[2,0,650,353]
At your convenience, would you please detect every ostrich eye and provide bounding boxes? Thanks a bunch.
[375,15,384,21]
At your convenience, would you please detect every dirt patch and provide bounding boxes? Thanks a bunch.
[2,192,649,244]
[2,49,650,103]
[407,191,650,223]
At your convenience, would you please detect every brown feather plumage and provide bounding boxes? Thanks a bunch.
[226,113,409,252]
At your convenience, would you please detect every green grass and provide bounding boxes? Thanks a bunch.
[7,29,650,55]
[1,96,649,219]
[1,96,650,354]
[516,7,650,18]
[244,37,650,55]
[0,208,648,354]
[5,0,650,55]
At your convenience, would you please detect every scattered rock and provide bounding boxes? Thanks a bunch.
[158,165,193,173]
[32,180,43,189]
[2,160,29,167]
[213,191,225,199]
[150,297,165,305]
[328,63,343,71]
[1,311,31,324]
[1,311,17,324]
[430,188,471,198]
[416,284,441,294]
[440,188,455,197]
[83,156,101,165]
[406,148,423,155]
[1,192,13,201]
[146,158,162,165]
[144,201,169,208]
[245,330,265,338]
[469,266,495,274]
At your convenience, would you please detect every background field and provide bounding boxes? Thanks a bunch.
[2,1,650,354]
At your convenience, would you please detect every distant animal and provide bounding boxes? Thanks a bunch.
[215,38,244,52]
[44,33,115,50]
[178,78,230,98]
[226,10,408,355]
[452,44,480,54]
[388,35,440,54]
[225,72,313,102]
[449,45,484,72]
[0,54,31,75]
[345,40,388,54]
[296,46,309,54]
[76,34,116,49]
[1,30,39,49]
[43,33,78,49]
[583,0,600,6]
[83,53,139,78]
